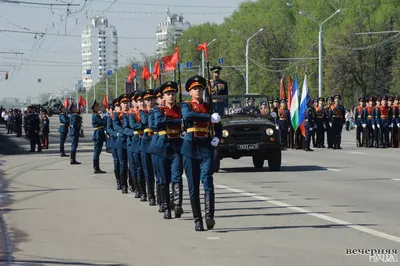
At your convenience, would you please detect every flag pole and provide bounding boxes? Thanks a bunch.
[177,62,182,103]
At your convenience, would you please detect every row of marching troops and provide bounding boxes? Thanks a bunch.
[2,105,51,151]
[353,96,399,148]
[267,94,346,151]
[86,75,222,232]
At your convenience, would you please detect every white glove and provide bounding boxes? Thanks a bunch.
[210,137,220,147]
[397,123,400,128]
[329,122,332,127]
[288,128,290,133]
[309,128,313,131]
[377,124,380,129]
[211,113,220,123]
[362,124,366,128]
[180,131,186,138]
[117,133,120,137]
[275,125,279,130]
[389,124,393,128]
[372,125,375,130]
[323,124,327,129]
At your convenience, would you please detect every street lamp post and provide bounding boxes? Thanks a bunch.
[231,28,263,95]
[288,3,340,97]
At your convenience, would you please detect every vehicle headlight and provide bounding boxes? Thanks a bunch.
[222,129,229,138]
[271,112,277,118]
[266,128,274,136]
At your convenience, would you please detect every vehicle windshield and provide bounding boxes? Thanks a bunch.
[212,95,272,115]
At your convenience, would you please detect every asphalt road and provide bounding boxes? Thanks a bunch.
[0,114,399,266]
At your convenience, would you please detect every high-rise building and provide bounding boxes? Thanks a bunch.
[82,17,118,91]
[156,8,191,57]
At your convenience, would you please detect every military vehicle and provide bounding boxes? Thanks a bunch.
[213,95,282,172]
[41,99,63,116]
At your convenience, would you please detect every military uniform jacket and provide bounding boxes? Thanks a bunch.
[329,104,345,124]
[148,108,160,155]
[315,106,325,127]
[278,108,290,129]
[372,106,380,126]
[153,104,183,159]
[362,106,374,126]
[128,110,144,154]
[113,112,127,149]
[377,106,393,125]
[354,106,364,126]
[391,105,399,124]
[15,114,22,127]
[59,112,69,133]
[69,114,81,137]
[139,109,155,153]
[42,116,50,134]
[305,107,316,128]
[106,113,118,149]
[92,113,106,142]
[211,79,228,96]
[181,99,222,160]
[27,113,40,132]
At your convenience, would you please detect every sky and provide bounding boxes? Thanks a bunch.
[0,0,246,99]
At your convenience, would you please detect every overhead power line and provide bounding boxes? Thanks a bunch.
[0,0,80,6]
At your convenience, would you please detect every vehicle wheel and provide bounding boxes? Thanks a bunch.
[252,154,264,169]
[268,149,282,171]
[213,150,221,173]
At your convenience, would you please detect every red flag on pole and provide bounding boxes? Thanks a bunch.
[287,76,293,110]
[196,42,208,61]
[161,47,179,72]
[127,65,136,83]
[142,65,151,81]
[153,61,160,81]
[78,95,86,107]
[102,94,108,109]
[64,97,70,108]
[280,75,286,100]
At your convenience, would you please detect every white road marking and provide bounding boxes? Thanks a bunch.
[349,151,366,155]
[392,179,400,181]
[215,184,400,244]
[327,168,341,172]
[207,237,220,240]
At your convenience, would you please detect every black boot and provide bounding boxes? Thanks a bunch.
[93,160,106,174]
[138,177,147,201]
[70,151,81,164]
[114,169,121,190]
[160,184,171,219]
[190,198,204,231]
[132,174,140,198]
[60,144,68,157]
[173,183,184,218]
[147,181,156,206]
[204,192,215,230]
[157,185,164,213]
[120,172,128,194]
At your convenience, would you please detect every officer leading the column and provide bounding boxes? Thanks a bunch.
[181,75,222,232]
[91,100,106,174]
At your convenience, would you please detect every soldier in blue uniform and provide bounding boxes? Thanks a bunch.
[354,97,365,147]
[372,97,381,148]
[277,99,290,150]
[325,96,334,148]
[304,99,316,152]
[114,94,130,194]
[315,97,326,148]
[27,105,42,152]
[154,81,184,219]
[377,96,393,148]
[329,94,345,149]
[129,91,147,200]
[390,96,399,147]
[91,100,106,174]
[107,98,121,190]
[103,104,112,153]
[69,103,81,164]
[139,89,157,206]
[59,105,69,157]
[181,75,222,231]
[362,97,375,147]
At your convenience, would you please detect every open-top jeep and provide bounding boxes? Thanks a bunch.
[213,95,282,172]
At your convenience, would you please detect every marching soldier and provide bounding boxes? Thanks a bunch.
[315,97,326,148]
[325,96,334,148]
[69,104,81,164]
[377,96,393,148]
[373,97,381,148]
[27,105,41,152]
[59,105,69,157]
[354,97,365,147]
[389,96,399,148]
[277,99,290,150]
[362,97,375,147]
[304,99,316,152]
[107,99,121,190]
[91,100,106,174]
[129,91,147,200]
[113,94,130,194]
[181,75,222,231]
[139,89,157,206]
[154,81,184,219]
[329,94,345,149]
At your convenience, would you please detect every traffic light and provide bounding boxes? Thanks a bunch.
[5,72,8,80]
